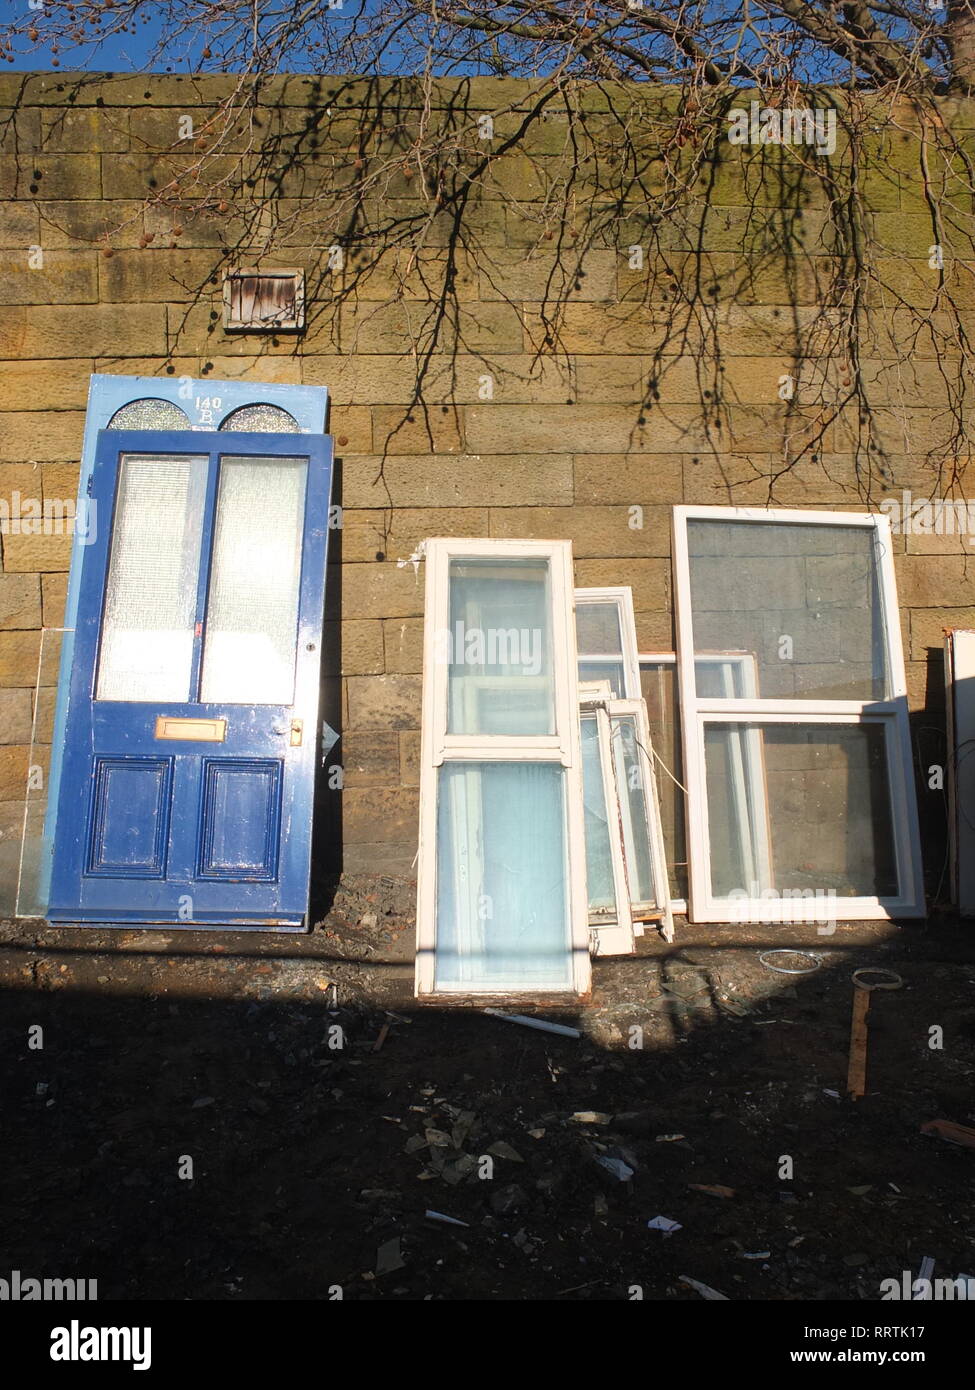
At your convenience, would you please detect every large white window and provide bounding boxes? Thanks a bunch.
[673,507,925,923]
[416,540,590,995]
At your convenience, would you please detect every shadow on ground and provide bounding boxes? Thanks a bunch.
[1,906,973,1301]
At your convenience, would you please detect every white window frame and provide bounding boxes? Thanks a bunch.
[579,686,635,957]
[415,538,590,996]
[639,652,687,914]
[673,506,925,924]
[607,696,675,942]
[639,650,776,913]
[574,586,641,698]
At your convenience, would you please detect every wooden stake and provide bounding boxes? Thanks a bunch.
[847,984,871,1100]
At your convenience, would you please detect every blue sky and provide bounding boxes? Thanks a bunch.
[6,0,372,73]
[2,3,949,85]
[9,12,197,72]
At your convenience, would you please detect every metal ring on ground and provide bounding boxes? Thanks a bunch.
[758,949,824,975]
[851,967,903,991]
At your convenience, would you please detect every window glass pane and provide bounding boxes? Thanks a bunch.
[220,403,300,433]
[687,521,889,701]
[576,602,622,656]
[610,713,657,908]
[200,457,307,705]
[435,762,571,990]
[107,399,191,430]
[696,656,752,698]
[640,661,687,901]
[579,658,626,698]
[704,722,899,900]
[581,715,616,916]
[446,558,556,736]
[96,454,208,702]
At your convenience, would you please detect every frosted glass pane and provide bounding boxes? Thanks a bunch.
[220,403,300,433]
[96,454,208,702]
[687,520,889,700]
[107,399,191,430]
[704,722,898,899]
[610,713,656,908]
[446,558,556,736]
[200,457,307,705]
[435,762,571,990]
[581,714,616,915]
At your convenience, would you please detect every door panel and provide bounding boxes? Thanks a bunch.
[198,759,282,880]
[87,759,173,877]
[48,428,333,929]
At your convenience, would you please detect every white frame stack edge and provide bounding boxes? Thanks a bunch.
[944,628,975,918]
[578,684,636,958]
[607,695,676,943]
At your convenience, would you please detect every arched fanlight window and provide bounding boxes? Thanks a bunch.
[219,403,301,433]
[107,398,192,430]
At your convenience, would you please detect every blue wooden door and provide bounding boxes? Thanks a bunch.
[48,428,333,929]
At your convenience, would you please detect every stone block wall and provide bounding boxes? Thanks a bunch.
[1,73,971,901]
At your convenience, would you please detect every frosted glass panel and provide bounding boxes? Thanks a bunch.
[687,520,889,701]
[200,457,307,705]
[220,403,300,433]
[96,454,208,702]
[610,713,656,908]
[435,762,571,990]
[581,714,616,915]
[107,399,191,431]
[446,558,556,736]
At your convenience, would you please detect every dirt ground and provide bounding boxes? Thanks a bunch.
[1,881,974,1301]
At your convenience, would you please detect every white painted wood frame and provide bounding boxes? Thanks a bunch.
[607,696,675,942]
[639,650,774,915]
[574,586,642,698]
[672,506,926,924]
[638,651,687,913]
[415,538,591,996]
[579,693,635,957]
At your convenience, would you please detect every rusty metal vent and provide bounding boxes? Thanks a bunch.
[223,269,305,332]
